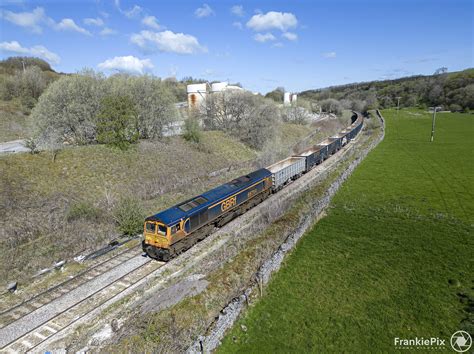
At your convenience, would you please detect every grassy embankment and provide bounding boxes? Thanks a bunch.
[220,109,473,352]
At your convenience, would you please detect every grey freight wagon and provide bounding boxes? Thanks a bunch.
[295,145,326,171]
[266,156,306,191]
[318,137,340,156]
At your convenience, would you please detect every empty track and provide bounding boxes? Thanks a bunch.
[0,251,163,352]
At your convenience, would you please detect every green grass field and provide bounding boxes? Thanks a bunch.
[219,109,473,352]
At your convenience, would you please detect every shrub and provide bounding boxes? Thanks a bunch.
[97,95,139,150]
[449,103,462,112]
[113,197,144,236]
[24,137,39,154]
[183,116,201,143]
[67,201,102,221]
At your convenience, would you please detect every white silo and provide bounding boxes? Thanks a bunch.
[211,82,228,93]
[291,93,298,103]
[284,92,291,105]
[187,83,207,109]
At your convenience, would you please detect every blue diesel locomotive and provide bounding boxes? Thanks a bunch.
[143,168,272,260]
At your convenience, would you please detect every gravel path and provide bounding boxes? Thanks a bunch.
[0,255,149,349]
[0,139,29,154]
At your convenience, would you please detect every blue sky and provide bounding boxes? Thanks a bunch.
[0,0,472,93]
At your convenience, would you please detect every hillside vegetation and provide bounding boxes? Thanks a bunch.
[0,57,62,142]
[220,109,473,352]
[300,68,474,113]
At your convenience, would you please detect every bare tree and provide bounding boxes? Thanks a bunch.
[200,90,280,149]
[281,99,311,124]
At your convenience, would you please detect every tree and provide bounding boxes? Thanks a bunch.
[107,74,178,139]
[200,91,279,149]
[96,95,139,149]
[31,69,105,147]
[281,99,311,124]
[320,98,343,115]
[31,70,179,151]
[428,84,444,105]
[0,65,49,106]
[265,87,284,103]
[379,96,394,109]
[0,56,53,73]
[434,67,448,75]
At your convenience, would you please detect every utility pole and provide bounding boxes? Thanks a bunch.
[429,106,441,142]
[396,96,402,115]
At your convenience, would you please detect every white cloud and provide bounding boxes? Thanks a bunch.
[253,32,276,43]
[56,19,91,35]
[0,40,60,64]
[114,0,143,18]
[0,7,47,33]
[131,30,207,54]
[322,51,336,58]
[84,17,104,26]
[98,55,153,74]
[247,11,297,31]
[272,42,284,48]
[124,5,143,19]
[231,5,244,17]
[232,21,243,30]
[100,27,117,36]
[195,4,214,18]
[282,32,297,41]
[142,15,161,30]
[1,7,93,36]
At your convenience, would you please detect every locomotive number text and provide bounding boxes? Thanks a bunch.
[221,196,237,211]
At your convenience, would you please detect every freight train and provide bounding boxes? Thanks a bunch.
[142,113,364,261]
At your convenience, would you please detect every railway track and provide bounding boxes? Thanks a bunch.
[0,251,163,352]
[0,244,142,329]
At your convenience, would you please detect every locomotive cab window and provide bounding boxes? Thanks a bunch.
[171,223,181,234]
[158,224,167,236]
[145,222,156,233]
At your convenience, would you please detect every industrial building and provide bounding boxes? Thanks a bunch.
[187,82,244,110]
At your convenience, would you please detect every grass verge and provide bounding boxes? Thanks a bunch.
[219,109,473,352]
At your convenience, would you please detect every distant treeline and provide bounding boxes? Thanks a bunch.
[298,68,474,113]
[0,56,211,108]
